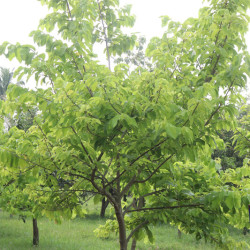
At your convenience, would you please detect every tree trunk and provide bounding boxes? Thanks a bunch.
[131,238,137,250]
[127,196,144,250]
[243,227,249,235]
[178,229,182,238]
[32,218,39,246]
[100,197,109,218]
[115,205,127,250]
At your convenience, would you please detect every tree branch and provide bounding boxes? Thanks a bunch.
[235,128,250,142]
[129,138,168,167]
[126,203,203,213]
[123,189,166,215]
[97,0,111,70]
[70,126,94,164]
[205,79,235,126]
[126,220,149,243]
[135,154,174,184]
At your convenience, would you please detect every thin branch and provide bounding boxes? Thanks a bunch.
[205,104,222,127]
[90,167,116,206]
[104,170,126,189]
[65,0,72,18]
[97,126,126,163]
[109,101,121,114]
[126,203,204,213]
[129,138,168,166]
[31,114,60,170]
[70,126,94,164]
[126,220,149,243]
[64,90,80,109]
[97,0,111,70]
[97,151,104,161]
[3,178,15,188]
[183,102,200,127]
[123,189,166,215]
[135,154,174,184]
[205,79,235,126]
[65,1,93,97]
[0,148,52,172]
[120,173,137,198]
[235,128,250,142]
[71,155,91,168]
[66,172,91,182]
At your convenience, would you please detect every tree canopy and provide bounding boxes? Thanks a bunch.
[0,0,250,249]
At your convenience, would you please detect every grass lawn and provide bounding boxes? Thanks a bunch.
[0,201,249,250]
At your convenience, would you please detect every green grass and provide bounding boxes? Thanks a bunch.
[0,202,249,250]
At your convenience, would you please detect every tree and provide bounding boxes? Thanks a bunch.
[0,67,39,246]
[0,0,250,249]
[235,103,250,237]
[212,130,244,170]
[212,98,249,170]
[234,103,250,158]
[0,67,24,99]
[114,36,152,72]
[0,67,13,100]
[0,166,41,246]
[0,91,41,246]
[0,67,25,130]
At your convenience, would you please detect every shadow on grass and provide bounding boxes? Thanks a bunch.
[0,220,27,238]
[0,229,24,238]
[83,213,113,221]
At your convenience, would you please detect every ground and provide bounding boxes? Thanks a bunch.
[0,201,249,249]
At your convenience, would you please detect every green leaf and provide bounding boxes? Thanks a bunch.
[109,115,120,129]
[121,114,138,129]
[161,15,171,27]
[166,123,181,139]
[93,195,103,205]
[181,127,194,143]
[145,226,154,243]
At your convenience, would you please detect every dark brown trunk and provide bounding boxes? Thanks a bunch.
[178,229,182,239]
[128,196,144,250]
[100,197,109,218]
[243,227,249,235]
[131,238,137,250]
[32,218,39,246]
[115,205,127,250]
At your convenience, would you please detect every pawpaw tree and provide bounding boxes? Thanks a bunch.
[0,100,43,246]
[0,0,250,249]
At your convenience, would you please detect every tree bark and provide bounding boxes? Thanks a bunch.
[115,205,127,250]
[32,218,39,246]
[100,197,109,218]
[131,238,137,250]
